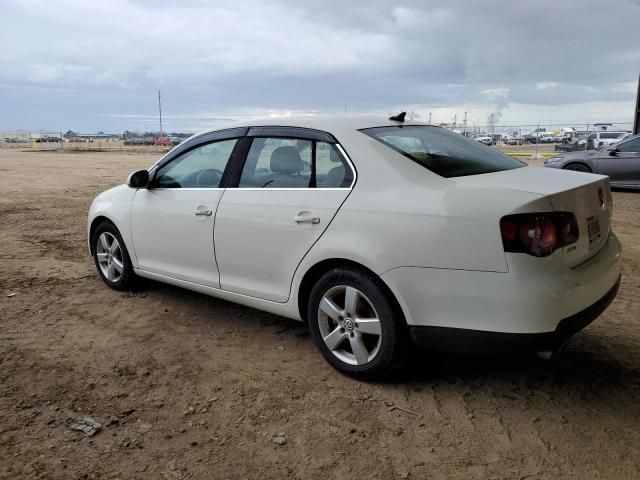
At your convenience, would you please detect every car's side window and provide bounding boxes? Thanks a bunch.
[315,142,354,188]
[238,138,353,189]
[617,138,640,153]
[154,139,238,188]
[239,138,312,188]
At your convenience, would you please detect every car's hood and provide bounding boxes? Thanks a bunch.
[451,165,605,195]
[556,149,600,160]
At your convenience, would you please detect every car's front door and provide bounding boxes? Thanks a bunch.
[596,137,640,186]
[130,137,240,287]
[214,130,355,302]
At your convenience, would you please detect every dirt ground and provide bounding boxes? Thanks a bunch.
[1,147,639,480]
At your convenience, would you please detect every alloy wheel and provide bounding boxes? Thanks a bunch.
[96,232,124,283]
[317,285,383,366]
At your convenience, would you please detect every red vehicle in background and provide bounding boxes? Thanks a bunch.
[154,137,172,146]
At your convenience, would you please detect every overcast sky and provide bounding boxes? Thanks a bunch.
[1,0,639,133]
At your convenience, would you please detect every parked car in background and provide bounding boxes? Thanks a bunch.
[525,132,558,144]
[504,135,525,145]
[555,135,588,152]
[587,131,630,149]
[170,137,185,146]
[88,115,621,379]
[545,134,640,189]
[34,136,60,143]
[154,137,173,146]
[473,134,493,145]
[524,134,542,144]
[124,138,145,146]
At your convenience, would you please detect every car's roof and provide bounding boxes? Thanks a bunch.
[198,115,430,138]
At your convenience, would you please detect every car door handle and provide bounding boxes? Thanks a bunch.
[194,209,213,216]
[294,211,320,224]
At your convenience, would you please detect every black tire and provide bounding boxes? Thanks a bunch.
[564,163,591,173]
[307,267,408,380]
[92,221,137,291]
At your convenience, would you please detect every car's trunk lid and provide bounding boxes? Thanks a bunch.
[453,166,612,267]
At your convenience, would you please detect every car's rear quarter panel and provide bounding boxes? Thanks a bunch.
[299,135,546,276]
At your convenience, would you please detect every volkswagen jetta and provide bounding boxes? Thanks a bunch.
[88,115,622,379]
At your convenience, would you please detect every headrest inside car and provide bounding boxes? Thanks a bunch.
[270,146,304,174]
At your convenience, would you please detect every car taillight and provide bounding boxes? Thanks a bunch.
[500,212,579,257]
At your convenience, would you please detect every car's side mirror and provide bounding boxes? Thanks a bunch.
[127,169,149,188]
[609,148,619,156]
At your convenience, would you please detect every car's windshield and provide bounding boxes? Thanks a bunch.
[361,125,525,178]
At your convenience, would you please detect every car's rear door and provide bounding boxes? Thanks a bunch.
[130,129,246,287]
[596,136,640,186]
[214,127,355,302]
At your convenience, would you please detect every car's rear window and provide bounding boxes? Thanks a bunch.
[361,125,525,178]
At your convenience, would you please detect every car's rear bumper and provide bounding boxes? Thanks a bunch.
[408,275,620,354]
[381,232,622,335]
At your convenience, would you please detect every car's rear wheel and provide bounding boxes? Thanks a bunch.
[92,222,136,291]
[564,163,591,173]
[307,267,407,380]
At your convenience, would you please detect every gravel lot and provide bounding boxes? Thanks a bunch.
[1,148,639,479]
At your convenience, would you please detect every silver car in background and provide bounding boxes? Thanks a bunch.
[545,134,640,189]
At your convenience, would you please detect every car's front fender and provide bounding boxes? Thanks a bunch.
[87,185,138,266]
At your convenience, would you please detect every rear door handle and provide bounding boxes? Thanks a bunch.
[194,209,213,216]
[294,211,320,224]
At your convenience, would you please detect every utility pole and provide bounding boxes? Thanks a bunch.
[634,72,640,135]
[490,113,497,134]
[585,120,590,150]
[158,90,163,139]
[453,114,457,128]
[463,111,468,136]
[428,112,432,124]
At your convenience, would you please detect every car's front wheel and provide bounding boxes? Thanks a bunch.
[92,221,137,291]
[307,267,407,380]
[564,162,591,173]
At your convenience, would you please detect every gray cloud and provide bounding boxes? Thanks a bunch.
[1,0,638,131]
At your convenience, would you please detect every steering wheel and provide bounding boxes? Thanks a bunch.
[195,169,223,187]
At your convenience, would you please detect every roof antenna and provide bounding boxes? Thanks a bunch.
[389,111,406,122]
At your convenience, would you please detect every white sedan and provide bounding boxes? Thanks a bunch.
[88,114,622,379]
